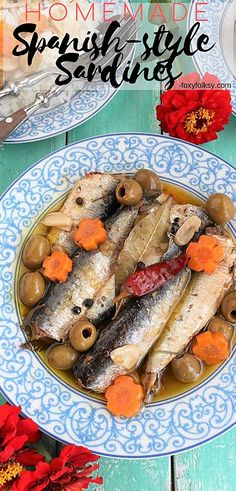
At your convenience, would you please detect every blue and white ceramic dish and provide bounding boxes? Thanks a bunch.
[6,81,117,144]
[188,0,236,116]
[4,0,133,144]
[0,133,235,458]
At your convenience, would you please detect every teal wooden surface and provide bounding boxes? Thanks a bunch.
[0,91,236,490]
[174,430,236,491]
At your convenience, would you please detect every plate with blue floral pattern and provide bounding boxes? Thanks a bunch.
[3,0,133,144]
[188,0,236,116]
[0,133,235,458]
[5,81,119,144]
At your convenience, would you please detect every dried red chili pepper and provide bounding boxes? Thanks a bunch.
[124,253,188,297]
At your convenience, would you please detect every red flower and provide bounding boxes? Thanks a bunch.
[0,404,44,489]
[156,72,232,144]
[12,445,103,491]
[0,404,43,466]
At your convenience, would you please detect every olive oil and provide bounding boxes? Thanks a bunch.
[15,181,234,405]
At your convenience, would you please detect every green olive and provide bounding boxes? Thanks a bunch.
[46,344,78,370]
[135,169,163,197]
[171,353,202,383]
[19,271,46,307]
[116,179,143,206]
[208,316,234,341]
[206,193,235,224]
[22,234,51,269]
[69,319,97,352]
[221,291,236,323]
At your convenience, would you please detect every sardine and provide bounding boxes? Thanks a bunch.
[30,206,138,341]
[170,204,210,228]
[73,270,190,393]
[48,172,120,255]
[73,202,210,392]
[143,234,236,395]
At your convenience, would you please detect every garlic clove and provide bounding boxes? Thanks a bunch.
[110,344,141,370]
[174,215,202,246]
[41,212,73,232]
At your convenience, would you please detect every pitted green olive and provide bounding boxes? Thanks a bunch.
[19,271,46,307]
[208,316,234,341]
[206,193,234,224]
[171,353,202,383]
[22,234,51,269]
[116,179,143,206]
[69,319,97,352]
[135,169,163,197]
[221,291,236,323]
[46,344,78,370]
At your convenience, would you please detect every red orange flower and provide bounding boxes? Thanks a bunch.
[156,73,232,144]
[0,403,103,490]
[0,404,44,489]
[0,404,42,466]
[12,445,103,491]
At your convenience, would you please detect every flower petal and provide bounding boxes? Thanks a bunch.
[58,444,99,468]
[17,449,45,466]
[16,418,41,443]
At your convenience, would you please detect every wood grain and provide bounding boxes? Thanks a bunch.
[174,429,236,491]
[96,457,171,491]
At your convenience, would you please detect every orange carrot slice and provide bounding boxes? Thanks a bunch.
[192,331,229,365]
[74,218,107,251]
[105,375,144,418]
[186,235,224,274]
[43,250,72,283]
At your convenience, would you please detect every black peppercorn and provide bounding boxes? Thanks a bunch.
[72,306,81,314]
[83,298,94,308]
[76,197,84,206]
[136,261,145,270]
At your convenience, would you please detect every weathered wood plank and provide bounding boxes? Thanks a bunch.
[96,457,171,491]
[67,89,161,144]
[0,135,66,193]
[174,428,236,491]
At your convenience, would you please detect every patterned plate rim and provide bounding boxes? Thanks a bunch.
[5,86,119,144]
[0,132,235,458]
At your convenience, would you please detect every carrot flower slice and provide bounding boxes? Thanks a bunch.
[74,218,107,251]
[192,331,229,365]
[105,375,144,418]
[43,250,72,283]
[186,235,224,274]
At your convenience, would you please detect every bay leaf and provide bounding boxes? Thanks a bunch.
[115,197,172,291]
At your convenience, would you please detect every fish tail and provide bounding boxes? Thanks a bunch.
[142,372,158,401]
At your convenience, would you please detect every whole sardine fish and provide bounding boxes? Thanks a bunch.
[30,206,138,341]
[48,172,120,255]
[73,270,190,393]
[143,234,236,396]
[73,202,210,392]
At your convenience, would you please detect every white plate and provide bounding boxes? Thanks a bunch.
[0,133,235,458]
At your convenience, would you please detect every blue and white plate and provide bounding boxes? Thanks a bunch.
[4,0,133,144]
[188,0,236,116]
[0,133,235,458]
[6,82,117,143]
